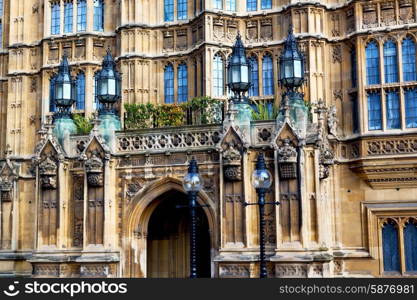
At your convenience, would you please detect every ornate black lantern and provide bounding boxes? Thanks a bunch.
[227,33,250,103]
[54,55,76,114]
[96,50,121,112]
[279,25,305,90]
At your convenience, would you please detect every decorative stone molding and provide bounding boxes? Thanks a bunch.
[222,142,242,181]
[39,156,58,190]
[277,139,298,180]
[319,146,335,180]
[85,152,104,187]
[219,264,250,278]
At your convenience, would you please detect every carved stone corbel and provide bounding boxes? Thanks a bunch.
[39,156,58,190]
[222,142,242,181]
[319,146,335,180]
[277,139,298,180]
[85,151,104,187]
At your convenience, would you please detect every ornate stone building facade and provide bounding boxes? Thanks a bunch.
[0,0,416,278]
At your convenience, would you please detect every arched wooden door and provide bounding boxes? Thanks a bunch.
[146,191,211,278]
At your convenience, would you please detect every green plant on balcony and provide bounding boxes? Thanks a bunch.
[73,114,94,134]
[250,101,278,121]
[124,103,154,129]
[188,97,223,125]
[154,104,185,128]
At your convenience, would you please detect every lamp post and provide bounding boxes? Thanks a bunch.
[95,49,122,145]
[182,158,203,278]
[227,33,250,104]
[278,25,308,139]
[227,33,252,127]
[245,153,278,278]
[52,55,77,146]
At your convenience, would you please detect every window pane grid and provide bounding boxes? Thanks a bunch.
[93,0,104,31]
[261,0,272,9]
[164,65,174,104]
[402,38,416,82]
[51,3,60,35]
[404,221,417,272]
[405,89,417,128]
[249,56,259,97]
[382,221,401,272]
[64,2,73,33]
[247,0,257,11]
[262,55,274,96]
[366,42,380,85]
[177,0,188,20]
[368,92,382,130]
[225,0,236,11]
[178,64,188,103]
[76,73,85,110]
[386,91,400,129]
[77,0,87,32]
[213,55,224,97]
[164,0,174,21]
[384,40,399,83]
[213,0,223,9]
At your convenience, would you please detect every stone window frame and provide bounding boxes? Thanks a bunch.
[361,200,417,276]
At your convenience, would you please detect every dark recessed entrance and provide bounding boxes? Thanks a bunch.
[147,190,211,278]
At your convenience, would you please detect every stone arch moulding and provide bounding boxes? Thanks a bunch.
[122,176,217,278]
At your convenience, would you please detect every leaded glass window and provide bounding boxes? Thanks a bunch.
[368,92,382,130]
[77,0,87,32]
[93,0,104,31]
[404,220,417,272]
[51,3,61,35]
[249,56,259,97]
[76,73,85,110]
[386,91,400,129]
[164,0,174,21]
[261,0,272,9]
[384,40,399,83]
[50,75,57,112]
[213,54,224,97]
[164,64,174,103]
[402,37,416,82]
[178,0,188,20]
[247,0,257,11]
[178,64,188,103]
[64,2,73,33]
[225,0,236,11]
[382,220,401,272]
[366,41,380,85]
[262,54,274,96]
[213,0,223,9]
[405,89,417,128]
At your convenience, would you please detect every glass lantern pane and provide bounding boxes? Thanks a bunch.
[56,85,63,99]
[108,78,116,95]
[100,79,108,95]
[63,82,71,99]
[294,60,302,78]
[241,66,249,82]
[232,67,240,82]
[284,62,293,78]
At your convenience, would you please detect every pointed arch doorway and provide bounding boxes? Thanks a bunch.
[146,190,211,278]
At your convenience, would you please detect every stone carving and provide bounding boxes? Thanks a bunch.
[260,18,273,41]
[277,139,298,180]
[380,1,396,26]
[0,177,12,192]
[117,128,222,152]
[246,20,258,43]
[222,142,242,181]
[399,0,414,24]
[327,106,338,136]
[276,264,307,278]
[219,264,250,278]
[346,8,355,33]
[39,156,58,190]
[80,264,112,277]
[319,146,335,180]
[85,152,104,187]
[367,138,417,156]
[332,45,342,63]
[362,4,377,29]
[176,29,187,51]
[213,18,225,40]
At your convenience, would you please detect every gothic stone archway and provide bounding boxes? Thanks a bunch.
[123,177,216,278]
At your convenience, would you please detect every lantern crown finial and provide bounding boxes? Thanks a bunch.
[102,48,115,68]
[58,54,70,74]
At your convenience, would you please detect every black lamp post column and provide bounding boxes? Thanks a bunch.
[246,153,279,278]
[183,158,204,278]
